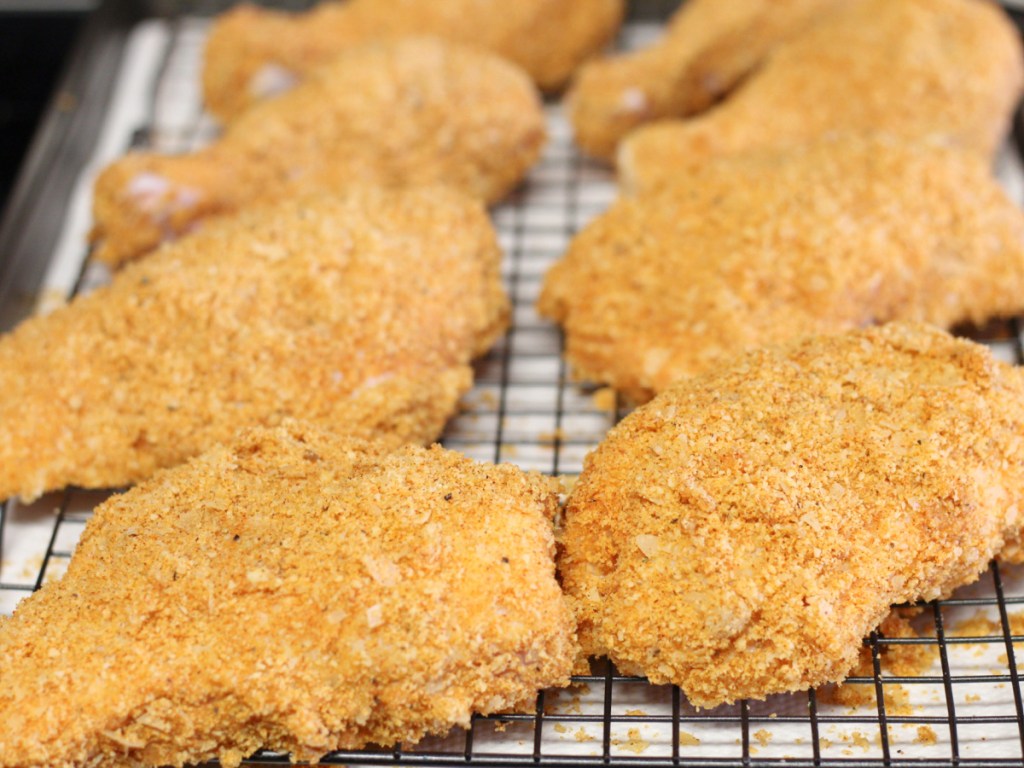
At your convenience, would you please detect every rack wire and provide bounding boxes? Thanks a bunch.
[5,2,1024,765]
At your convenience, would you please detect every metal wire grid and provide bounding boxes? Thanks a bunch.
[4,3,1024,766]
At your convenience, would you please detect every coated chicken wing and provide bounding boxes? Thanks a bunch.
[539,136,1024,402]
[567,0,843,160]
[560,323,1024,708]
[0,423,577,767]
[0,187,507,502]
[93,38,544,266]
[619,0,1023,195]
[202,0,624,120]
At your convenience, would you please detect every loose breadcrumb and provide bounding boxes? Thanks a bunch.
[614,729,649,754]
[591,387,617,413]
[851,732,872,752]
[951,611,1024,638]
[878,613,938,678]
[539,428,566,447]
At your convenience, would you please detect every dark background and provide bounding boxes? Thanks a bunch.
[0,3,90,212]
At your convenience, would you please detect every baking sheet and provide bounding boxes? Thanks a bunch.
[4,9,1024,766]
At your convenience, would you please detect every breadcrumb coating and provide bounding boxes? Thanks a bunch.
[202,0,624,120]
[0,423,577,767]
[560,323,1024,708]
[93,38,545,266]
[539,136,1024,402]
[618,0,1024,195]
[0,187,507,502]
[566,0,842,160]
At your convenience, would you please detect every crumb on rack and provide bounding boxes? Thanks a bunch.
[592,387,617,412]
[613,728,649,754]
[851,731,871,751]
[950,610,1024,639]
[18,555,45,580]
[478,390,499,409]
[538,428,565,446]
[879,613,938,676]
[820,681,915,716]
[556,695,583,715]
[916,726,938,745]
[754,729,771,747]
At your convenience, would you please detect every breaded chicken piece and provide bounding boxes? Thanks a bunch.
[0,422,577,767]
[93,38,545,267]
[538,136,1024,402]
[203,0,624,120]
[619,0,1024,195]
[566,0,843,161]
[560,323,1024,708]
[0,187,507,502]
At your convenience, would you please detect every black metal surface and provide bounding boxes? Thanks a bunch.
[0,0,140,330]
[0,11,83,212]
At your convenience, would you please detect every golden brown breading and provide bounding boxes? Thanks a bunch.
[566,0,843,161]
[618,0,1024,195]
[560,323,1024,708]
[0,187,507,502]
[93,38,545,267]
[538,136,1024,402]
[0,422,577,767]
[202,0,624,120]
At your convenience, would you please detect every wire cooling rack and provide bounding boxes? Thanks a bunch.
[6,2,1024,765]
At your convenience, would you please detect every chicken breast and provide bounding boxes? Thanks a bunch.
[0,422,577,767]
[560,323,1024,708]
[0,187,507,502]
[202,0,624,120]
[539,136,1024,402]
[619,0,1024,195]
[93,37,545,266]
[566,0,844,161]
